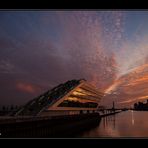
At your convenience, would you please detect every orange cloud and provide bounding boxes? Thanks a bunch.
[16,82,39,94]
[103,63,148,107]
[119,95,148,104]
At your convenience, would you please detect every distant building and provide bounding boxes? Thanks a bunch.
[134,99,148,111]
[14,79,104,116]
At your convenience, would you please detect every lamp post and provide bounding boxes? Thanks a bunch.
[112,101,115,112]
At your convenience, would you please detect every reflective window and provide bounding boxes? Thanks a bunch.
[58,97,98,108]
[80,86,103,97]
[71,87,102,101]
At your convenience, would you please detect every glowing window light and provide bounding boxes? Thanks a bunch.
[73,88,98,97]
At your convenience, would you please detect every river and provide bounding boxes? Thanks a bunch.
[79,110,148,137]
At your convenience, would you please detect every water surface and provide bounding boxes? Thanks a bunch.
[80,110,148,137]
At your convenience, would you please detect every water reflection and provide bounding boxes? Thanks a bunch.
[101,114,118,137]
[80,113,119,137]
[103,114,116,130]
[131,110,134,125]
[80,110,148,137]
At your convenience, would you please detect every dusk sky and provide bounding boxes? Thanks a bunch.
[0,11,148,107]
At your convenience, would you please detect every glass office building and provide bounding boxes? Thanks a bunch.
[15,79,104,116]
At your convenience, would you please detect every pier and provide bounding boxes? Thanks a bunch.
[99,109,125,117]
[0,109,127,138]
[0,113,101,138]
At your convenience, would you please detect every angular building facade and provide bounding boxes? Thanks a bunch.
[15,79,104,116]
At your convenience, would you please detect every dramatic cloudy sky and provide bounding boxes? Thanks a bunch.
[0,11,148,107]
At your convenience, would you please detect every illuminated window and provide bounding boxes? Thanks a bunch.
[72,88,99,98]
[58,97,98,108]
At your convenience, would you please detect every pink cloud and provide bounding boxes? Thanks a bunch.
[16,82,40,94]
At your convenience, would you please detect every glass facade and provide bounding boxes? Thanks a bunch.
[58,99,98,108]
[15,79,81,116]
[15,79,103,116]
[58,85,102,109]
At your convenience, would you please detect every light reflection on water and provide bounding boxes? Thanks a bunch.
[80,110,148,137]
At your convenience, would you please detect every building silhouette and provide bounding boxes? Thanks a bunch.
[134,100,148,111]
